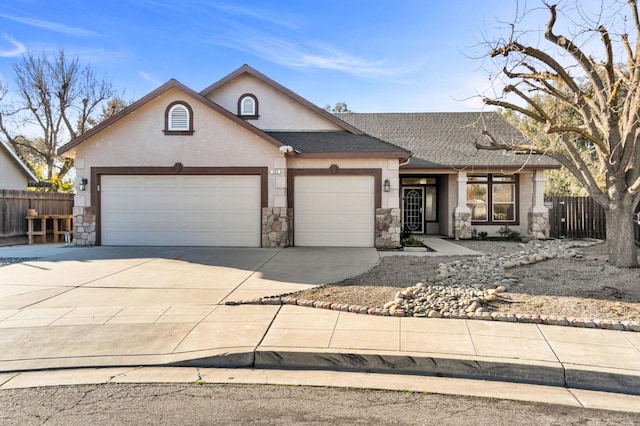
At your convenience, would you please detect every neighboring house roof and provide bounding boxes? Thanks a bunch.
[0,140,38,182]
[57,78,288,156]
[266,132,410,159]
[338,112,559,169]
[201,64,364,135]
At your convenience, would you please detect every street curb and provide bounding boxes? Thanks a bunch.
[254,349,565,387]
[251,349,640,395]
[1,348,639,396]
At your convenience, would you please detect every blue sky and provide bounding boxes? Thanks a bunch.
[0,0,540,112]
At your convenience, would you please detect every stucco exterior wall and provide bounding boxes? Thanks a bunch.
[72,88,285,207]
[288,157,401,209]
[206,74,344,131]
[466,170,535,238]
[0,155,29,190]
[398,169,540,238]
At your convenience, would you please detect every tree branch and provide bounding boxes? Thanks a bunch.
[543,3,607,110]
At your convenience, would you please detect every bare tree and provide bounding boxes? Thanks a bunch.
[0,49,115,186]
[479,1,640,268]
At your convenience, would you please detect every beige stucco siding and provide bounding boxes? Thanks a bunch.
[465,170,535,237]
[206,74,344,131]
[73,88,284,207]
[288,158,400,209]
[0,156,29,190]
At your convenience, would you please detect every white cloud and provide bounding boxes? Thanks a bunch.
[130,0,297,29]
[138,71,162,87]
[209,31,407,79]
[0,34,26,58]
[0,13,98,37]
[207,3,297,29]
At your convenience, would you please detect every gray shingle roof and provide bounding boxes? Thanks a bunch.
[338,112,558,168]
[266,131,410,155]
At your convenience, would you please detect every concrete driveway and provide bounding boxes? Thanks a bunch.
[0,245,379,371]
[0,245,379,310]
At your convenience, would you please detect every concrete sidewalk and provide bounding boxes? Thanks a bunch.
[0,243,638,405]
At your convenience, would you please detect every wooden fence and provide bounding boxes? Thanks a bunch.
[545,196,607,239]
[546,196,640,244]
[0,190,74,237]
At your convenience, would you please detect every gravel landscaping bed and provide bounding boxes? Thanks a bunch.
[239,239,640,331]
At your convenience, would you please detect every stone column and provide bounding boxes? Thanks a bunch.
[375,208,401,248]
[528,170,550,239]
[73,206,96,246]
[453,171,472,239]
[261,207,291,247]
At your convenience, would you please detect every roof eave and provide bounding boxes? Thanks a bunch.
[294,151,411,159]
[401,163,562,170]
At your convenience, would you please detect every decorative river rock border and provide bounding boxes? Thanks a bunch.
[228,239,640,332]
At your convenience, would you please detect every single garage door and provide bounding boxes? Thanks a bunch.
[101,175,261,246]
[294,175,374,247]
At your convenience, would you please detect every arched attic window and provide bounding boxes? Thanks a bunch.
[164,101,194,135]
[237,94,259,119]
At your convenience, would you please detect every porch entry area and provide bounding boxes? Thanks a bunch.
[401,176,439,235]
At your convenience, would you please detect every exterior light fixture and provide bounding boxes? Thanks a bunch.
[383,179,391,192]
[79,178,88,191]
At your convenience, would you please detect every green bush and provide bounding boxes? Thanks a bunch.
[498,226,521,241]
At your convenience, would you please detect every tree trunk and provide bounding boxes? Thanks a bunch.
[605,202,639,268]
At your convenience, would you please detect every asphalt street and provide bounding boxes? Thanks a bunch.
[2,383,639,425]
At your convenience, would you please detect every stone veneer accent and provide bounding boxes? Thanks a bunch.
[528,211,550,239]
[453,211,473,239]
[262,207,292,248]
[73,206,96,246]
[375,208,401,248]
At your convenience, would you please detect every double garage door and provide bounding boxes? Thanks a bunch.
[100,174,374,247]
[101,175,261,246]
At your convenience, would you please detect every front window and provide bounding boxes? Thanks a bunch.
[467,174,517,223]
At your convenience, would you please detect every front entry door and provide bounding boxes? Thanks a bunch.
[403,187,424,233]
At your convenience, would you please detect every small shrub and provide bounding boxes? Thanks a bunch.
[471,228,488,240]
[400,225,412,241]
[401,236,424,247]
[498,226,521,241]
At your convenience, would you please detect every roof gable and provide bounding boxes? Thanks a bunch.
[58,78,286,156]
[1,140,38,182]
[201,65,363,134]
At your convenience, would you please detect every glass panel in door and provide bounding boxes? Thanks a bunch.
[402,187,424,233]
[425,186,437,221]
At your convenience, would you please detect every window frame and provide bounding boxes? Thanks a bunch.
[467,174,519,225]
[164,101,194,135]
[237,93,259,119]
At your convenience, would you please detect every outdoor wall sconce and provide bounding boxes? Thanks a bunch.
[383,179,391,192]
[79,178,88,191]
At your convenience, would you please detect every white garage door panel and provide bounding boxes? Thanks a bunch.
[294,176,374,247]
[101,175,260,246]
